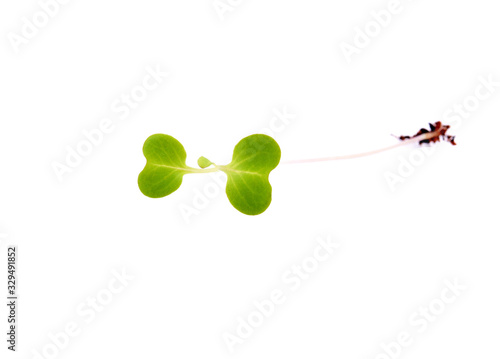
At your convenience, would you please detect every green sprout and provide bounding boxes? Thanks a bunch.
[138,133,281,215]
[138,122,455,215]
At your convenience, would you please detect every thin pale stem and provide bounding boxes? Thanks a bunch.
[283,131,437,165]
[185,166,220,174]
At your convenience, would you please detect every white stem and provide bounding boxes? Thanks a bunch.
[283,132,437,165]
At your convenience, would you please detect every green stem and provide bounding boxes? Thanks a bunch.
[184,166,221,174]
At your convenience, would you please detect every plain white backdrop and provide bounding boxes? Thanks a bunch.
[1,0,499,358]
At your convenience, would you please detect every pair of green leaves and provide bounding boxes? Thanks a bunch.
[138,134,281,215]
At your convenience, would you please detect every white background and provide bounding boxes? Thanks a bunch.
[1,0,499,358]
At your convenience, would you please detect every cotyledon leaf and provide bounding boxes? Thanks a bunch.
[138,133,281,215]
[138,134,194,198]
[219,134,281,215]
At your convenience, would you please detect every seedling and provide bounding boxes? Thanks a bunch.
[138,133,280,215]
[138,122,455,215]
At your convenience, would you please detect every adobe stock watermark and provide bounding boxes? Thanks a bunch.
[51,64,169,182]
[7,0,71,54]
[178,105,296,224]
[371,278,466,359]
[384,73,500,191]
[340,0,415,64]
[212,0,243,21]
[222,235,341,353]
[31,268,134,359]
